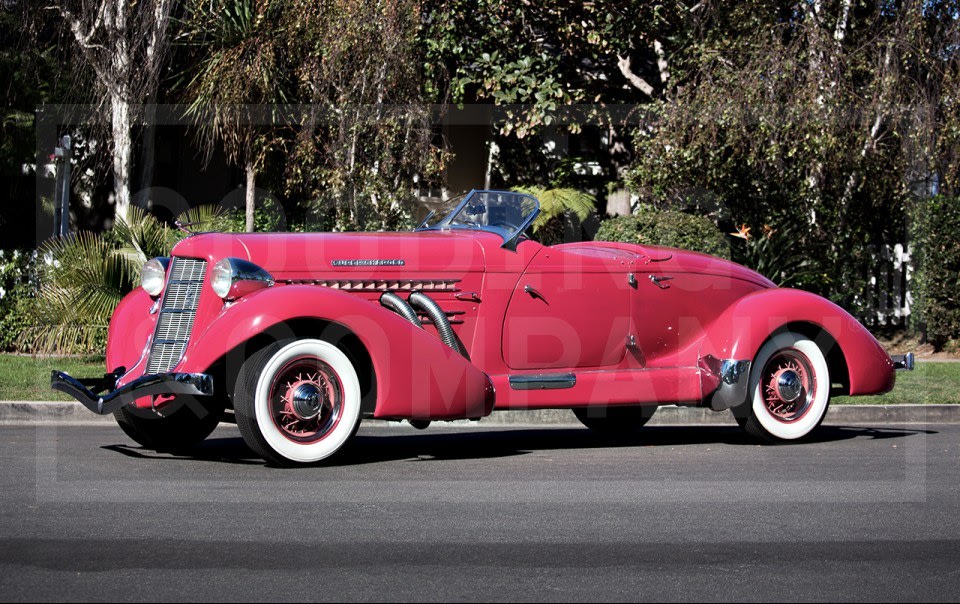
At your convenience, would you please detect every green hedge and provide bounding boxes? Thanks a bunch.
[594,208,729,259]
[911,196,960,348]
[0,250,37,352]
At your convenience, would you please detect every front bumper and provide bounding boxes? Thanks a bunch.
[50,370,214,415]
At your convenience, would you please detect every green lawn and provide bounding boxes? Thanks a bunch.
[833,361,960,405]
[0,354,958,404]
[0,355,106,402]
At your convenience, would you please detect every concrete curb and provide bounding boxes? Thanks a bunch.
[2,401,959,425]
[0,401,114,424]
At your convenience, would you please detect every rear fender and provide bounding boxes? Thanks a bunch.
[700,288,894,396]
[179,285,494,420]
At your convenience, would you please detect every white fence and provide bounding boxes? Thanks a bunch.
[862,243,912,328]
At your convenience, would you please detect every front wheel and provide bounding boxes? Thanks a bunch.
[735,332,831,442]
[234,338,362,466]
[114,395,225,454]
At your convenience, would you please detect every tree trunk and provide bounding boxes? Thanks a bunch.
[111,94,132,224]
[138,103,157,199]
[245,160,256,232]
[606,187,632,217]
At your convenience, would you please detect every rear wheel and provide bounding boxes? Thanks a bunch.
[735,332,831,442]
[234,338,362,466]
[114,395,225,453]
[573,406,656,436]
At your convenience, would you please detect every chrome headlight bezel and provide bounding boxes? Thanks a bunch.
[211,258,274,300]
[140,257,170,297]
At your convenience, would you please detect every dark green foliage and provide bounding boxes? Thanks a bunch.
[279,0,444,232]
[626,1,959,316]
[222,198,285,233]
[1,8,79,247]
[25,205,229,354]
[729,224,818,288]
[0,250,38,352]
[595,209,729,259]
[911,196,960,348]
[513,186,596,246]
[419,1,699,210]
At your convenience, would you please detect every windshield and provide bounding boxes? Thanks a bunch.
[415,190,540,250]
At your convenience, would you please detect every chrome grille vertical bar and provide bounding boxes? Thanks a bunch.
[145,257,207,374]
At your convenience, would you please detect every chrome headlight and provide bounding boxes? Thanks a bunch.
[211,258,274,300]
[140,257,169,297]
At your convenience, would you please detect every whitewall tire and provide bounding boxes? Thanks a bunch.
[235,338,362,465]
[737,332,831,442]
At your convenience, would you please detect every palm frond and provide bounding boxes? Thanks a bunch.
[176,204,235,233]
[513,186,596,232]
[30,232,135,353]
[113,206,170,278]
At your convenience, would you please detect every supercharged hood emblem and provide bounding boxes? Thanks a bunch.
[332,259,406,267]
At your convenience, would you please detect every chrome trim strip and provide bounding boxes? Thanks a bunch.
[509,373,577,390]
[281,278,461,293]
[51,371,214,415]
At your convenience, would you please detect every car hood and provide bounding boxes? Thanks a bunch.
[170,230,487,278]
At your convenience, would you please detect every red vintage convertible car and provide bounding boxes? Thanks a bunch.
[53,190,913,465]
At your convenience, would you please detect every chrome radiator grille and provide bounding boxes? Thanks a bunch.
[146,257,207,374]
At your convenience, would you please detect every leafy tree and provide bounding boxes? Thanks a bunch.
[178,0,289,232]
[422,0,697,135]
[42,0,177,224]
[1,6,76,246]
[174,0,445,232]
[910,195,960,348]
[282,0,446,231]
[627,0,960,312]
[421,1,703,211]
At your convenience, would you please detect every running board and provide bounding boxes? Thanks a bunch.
[492,366,707,410]
[509,373,577,390]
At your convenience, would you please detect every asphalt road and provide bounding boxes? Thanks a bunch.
[0,421,959,602]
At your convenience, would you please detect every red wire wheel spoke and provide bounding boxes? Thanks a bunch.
[268,356,344,443]
[760,348,817,423]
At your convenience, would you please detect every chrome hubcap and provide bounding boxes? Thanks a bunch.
[777,370,802,403]
[291,383,324,420]
[763,349,816,422]
[270,357,343,443]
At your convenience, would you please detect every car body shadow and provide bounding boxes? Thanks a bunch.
[101,423,936,467]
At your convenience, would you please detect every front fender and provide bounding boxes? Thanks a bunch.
[179,285,494,420]
[700,288,894,396]
[105,288,157,375]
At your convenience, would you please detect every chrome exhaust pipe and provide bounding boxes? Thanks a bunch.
[380,291,423,328]
[408,291,468,358]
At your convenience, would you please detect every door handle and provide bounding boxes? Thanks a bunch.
[649,275,674,289]
[524,284,549,304]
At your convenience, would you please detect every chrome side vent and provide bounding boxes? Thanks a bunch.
[280,278,460,292]
[146,257,207,374]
